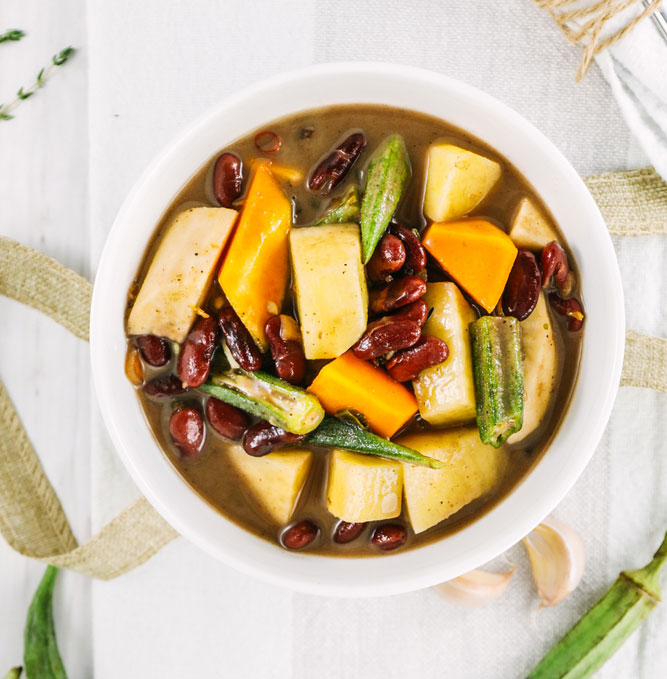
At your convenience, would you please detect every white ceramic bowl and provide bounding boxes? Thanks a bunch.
[91,62,625,597]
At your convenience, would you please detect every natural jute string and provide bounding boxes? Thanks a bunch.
[0,238,177,579]
[536,0,662,80]
[0,167,665,579]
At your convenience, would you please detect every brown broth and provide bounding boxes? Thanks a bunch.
[126,104,582,556]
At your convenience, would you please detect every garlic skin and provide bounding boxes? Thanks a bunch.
[434,567,515,607]
[523,517,585,607]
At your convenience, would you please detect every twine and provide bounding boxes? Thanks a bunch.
[536,0,662,80]
[0,166,665,579]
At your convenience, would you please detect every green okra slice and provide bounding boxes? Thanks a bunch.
[470,316,524,447]
[199,370,325,435]
[305,416,443,469]
[359,134,411,262]
[313,184,361,225]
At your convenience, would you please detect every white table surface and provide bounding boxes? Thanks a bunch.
[1,1,665,677]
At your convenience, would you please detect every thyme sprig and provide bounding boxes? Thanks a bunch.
[0,46,75,121]
[0,29,25,44]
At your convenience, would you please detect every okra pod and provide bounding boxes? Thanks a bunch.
[360,134,411,263]
[528,528,667,679]
[199,370,325,435]
[314,184,361,225]
[470,316,524,447]
[305,416,443,469]
[24,566,67,679]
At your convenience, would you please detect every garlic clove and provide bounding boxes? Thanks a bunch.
[434,567,515,607]
[523,517,585,607]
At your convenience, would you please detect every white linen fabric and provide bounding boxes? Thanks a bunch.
[1,0,665,677]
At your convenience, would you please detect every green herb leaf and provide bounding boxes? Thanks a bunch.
[2,668,23,679]
[0,29,25,44]
[0,45,76,121]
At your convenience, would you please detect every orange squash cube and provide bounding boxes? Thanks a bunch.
[308,352,418,438]
[422,219,517,313]
[218,163,291,350]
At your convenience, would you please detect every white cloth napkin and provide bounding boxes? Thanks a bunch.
[594,3,667,179]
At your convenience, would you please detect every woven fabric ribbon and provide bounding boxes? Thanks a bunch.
[0,167,665,579]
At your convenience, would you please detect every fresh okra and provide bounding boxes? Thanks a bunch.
[528,527,667,679]
[199,370,325,436]
[359,134,411,263]
[313,184,361,225]
[305,416,443,469]
[470,316,524,447]
[24,566,67,679]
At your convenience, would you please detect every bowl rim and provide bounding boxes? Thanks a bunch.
[90,61,625,597]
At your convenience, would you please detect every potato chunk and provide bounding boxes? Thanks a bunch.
[326,450,402,523]
[226,446,313,525]
[423,143,501,222]
[127,207,237,342]
[290,224,368,359]
[413,283,477,426]
[508,292,560,444]
[399,428,508,533]
[509,197,559,251]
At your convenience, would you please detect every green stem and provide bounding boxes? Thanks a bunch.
[624,527,667,600]
[2,668,22,679]
[0,46,75,121]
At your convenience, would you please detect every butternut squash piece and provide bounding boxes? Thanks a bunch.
[508,292,559,444]
[127,207,237,343]
[226,445,313,525]
[423,143,501,222]
[399,427,509,534]
[413,282,477,426]
[326,450,402,523]
[509,197,559,251]
[290,224,368,359]
[308,351,418,439]
[423,219,518,313]
[218,163,291,351]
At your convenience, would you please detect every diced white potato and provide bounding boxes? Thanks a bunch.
[290,224,368,359]
[127,207,237,342]
[326,450,402,523]
[413,282,477,426]
[508,292,560,444]
[399,427,508,534]
[226,445,313,525]
[423,143,501,222]
[508,197,559,251]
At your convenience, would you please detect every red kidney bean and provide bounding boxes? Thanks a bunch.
[548,292,585,332]
[386,335,449,382]
[502,250,542,321]
[143,374,188,397]
[371,524,407,551]
[136,335,171,367]
[391,299,429,327]
[218,306,262,372]
[169,405,205,458]
[177,316,219,388]
[242,420,306,457]
[213,152,243,208]
[352,317,421,360]
[390,223,427,273]
[206,397,250,440]
[282,520,319,549]
[541,241,569,290]
[308,132,366,193]
[369,276,427,314]
[366,233,406,282]
[333,521,366,544]
[265,315,306,384]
